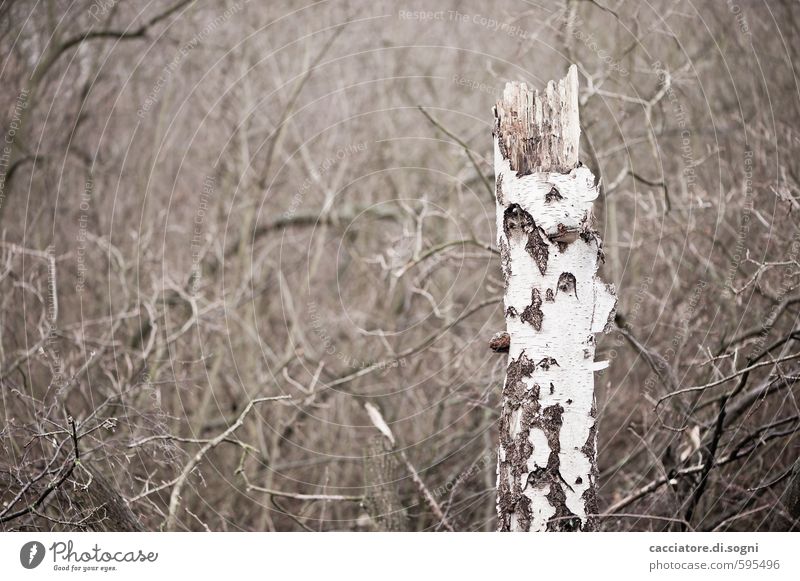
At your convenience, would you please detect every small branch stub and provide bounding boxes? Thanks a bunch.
[494,65,616,532]
[489,331,511,353]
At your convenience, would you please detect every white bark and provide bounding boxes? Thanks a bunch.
[494,66,616,532]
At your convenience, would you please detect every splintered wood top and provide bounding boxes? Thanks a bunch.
[494,65,581,175]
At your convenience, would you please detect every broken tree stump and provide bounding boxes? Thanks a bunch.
[493,65,616,532]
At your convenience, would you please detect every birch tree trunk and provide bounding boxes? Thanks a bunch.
[494,65,616,532]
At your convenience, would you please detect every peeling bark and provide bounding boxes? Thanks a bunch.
[494,66,616,532]
[520,288,544,331]
[494,66,580,176]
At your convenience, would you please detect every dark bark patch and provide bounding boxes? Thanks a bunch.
[521,288,544,331]
[498,358,593,530]
[545,186,564,203]
[581,226,605,264]
[537,357,559,371]
[495,173,504,205]
[502,353,536,407]
[499,237,511,287]
[580,227,596,244]
[503,203,534,240]
[508,351,536,378]
[525,227,549,275]
[505,306,518,318]
[545,288,555,302]
[503,204,549,275]
[580,221,606,264]
[580,486,599,531]
[579,415,600,530]
[515,495,532,532]
[557,272,578,299]
[539,404,579,531]
[497,358,540,531]
[527,465,548,487]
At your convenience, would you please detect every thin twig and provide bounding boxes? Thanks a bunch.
[163,396,291,531]
[0,417,80,524]
[417,105,494,199]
